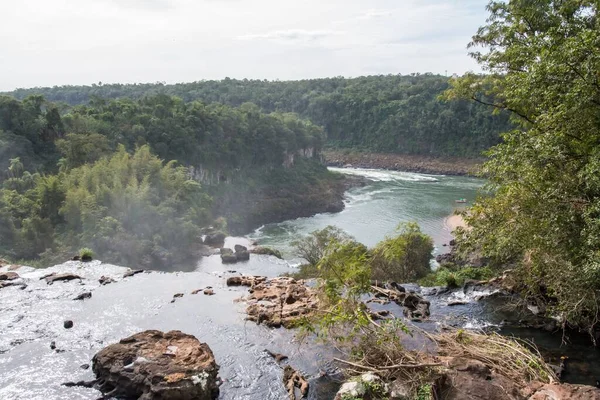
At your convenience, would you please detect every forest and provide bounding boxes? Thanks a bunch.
[4,74,512,157]
[0,94,338,268]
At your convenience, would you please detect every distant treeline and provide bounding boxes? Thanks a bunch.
[5,74,512,157]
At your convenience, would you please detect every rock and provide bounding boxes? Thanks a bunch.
[334,373,387,400]
[389,380,411,399]
[191,289,202,295]
[220,253,238,264]
[249,247,283,259]
[203,232,226,247]
[99,275,116,285]
[50,341,56,350]
[173,293,184,298]
[43,272,82,285]
[372,286,430,320]
[203,289,214,296]
[283,365,309,400]
[64,320,74,329]
[243,277,319,328]
[80,364,90,370]
[265,349,288,363]
[448,300,469,306]
[0,258,10,267]
[73,292,92,301]
[226,275,266,287]
[92,330,220,400]
[525,382,600,399]
[0,272,19,281]
[81,254,93,262]
[123,269,144,278]
[234,244,247,252]
[235,250,250,261]
[220,248,233,255]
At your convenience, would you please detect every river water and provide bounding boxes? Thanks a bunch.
[246,167,482,263]
[1,167,599,400]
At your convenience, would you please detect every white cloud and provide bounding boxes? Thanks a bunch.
[0,0,488,91]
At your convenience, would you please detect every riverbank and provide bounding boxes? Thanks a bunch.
[444,214,468,232]
[324,150,482,176]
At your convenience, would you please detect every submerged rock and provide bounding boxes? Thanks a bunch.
[92,330,220,400]
[249,246,283,259]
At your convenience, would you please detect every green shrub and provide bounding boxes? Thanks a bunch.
[419,266,495,288]
[79,247,94,261]
[370,222,434,282]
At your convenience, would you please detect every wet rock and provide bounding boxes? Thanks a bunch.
[0,271,19,281]
[173,293,184,298]
[265,349,288,363]
[123,269,144,278]
[99,275,116,285]
[80,363,90,370]
[244,277,319,328]
[64,320,74,329]
[235,250,250,261]
[43,272,82,285]
[249,246,283,259]
[283,365,309,400]
[234,244,247,253]
[203,232,226,247]
[73,292,92,301]
[371,285,430,320]
[220,248,238,264]
[226,275,266,287]
[203,289,215,296]
[191,289,202,295]
[91,330,219,400]
[50,341,56,350]
[447,300,469,306]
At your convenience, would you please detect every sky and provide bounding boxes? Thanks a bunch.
[0,0,488,91]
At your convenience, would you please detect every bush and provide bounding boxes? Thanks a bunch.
[419,266,495,288]
[370,223,434,282]
[79,247,94,262]
[291,225,354,266]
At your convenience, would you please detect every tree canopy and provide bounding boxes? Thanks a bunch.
[448,0,600,332]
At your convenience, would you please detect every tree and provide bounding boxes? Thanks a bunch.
[447,1,600,332]
[292,225,354,266]
[370,222,433,282]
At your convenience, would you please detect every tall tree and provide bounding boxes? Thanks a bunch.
[447,1,600,333]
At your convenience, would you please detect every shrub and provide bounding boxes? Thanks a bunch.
[370,223,434,282]
[79,247,94,262]
[291,225,354,266]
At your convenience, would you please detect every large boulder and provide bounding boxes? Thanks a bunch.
[249,246,283,259]
[92,330,219,400]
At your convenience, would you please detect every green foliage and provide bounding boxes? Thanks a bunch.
[4,75,512,158]
[371,223,434,282]
[416,384,433,400]
[291,225,355,267]
[446,1,600,330]
[419,266,495,288]
[0,146,212,268]
[78,247,94,260]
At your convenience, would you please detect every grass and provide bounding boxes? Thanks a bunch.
[79,247,94,261]
[419,266,495,288]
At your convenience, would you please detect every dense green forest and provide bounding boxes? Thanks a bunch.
[0,94,339,268]
[4,74,512,157]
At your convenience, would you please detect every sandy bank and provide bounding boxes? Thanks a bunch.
[445,214,468,232]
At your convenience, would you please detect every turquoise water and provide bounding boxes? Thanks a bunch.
[248,167,483,262]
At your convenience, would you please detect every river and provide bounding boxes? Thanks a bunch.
[1,167,599,400]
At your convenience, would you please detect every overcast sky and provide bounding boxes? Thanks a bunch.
[0,0,488,91]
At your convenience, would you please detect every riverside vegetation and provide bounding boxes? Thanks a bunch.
[0,95,343,268]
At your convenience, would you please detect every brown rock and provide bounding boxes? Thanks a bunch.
[226,275,266,287]
[243,277,319,328]
[525,382,600,400]
[0,271,19,281]
[123,269,144,278]
[92,330,219,400]
[43,273,82,285]
[203,289,215,296]
[283,365,309,400]
[99,276,116,285]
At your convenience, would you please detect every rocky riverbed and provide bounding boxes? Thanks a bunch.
[324,150,482,176]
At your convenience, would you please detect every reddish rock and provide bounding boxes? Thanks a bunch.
[0,271,19,281]
[92,330,219,400]
[43,273,82,285]
[226,275,266,287]
[525,382,600,400]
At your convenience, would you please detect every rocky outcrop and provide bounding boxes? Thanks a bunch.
[0,271,19,281]
[220,246,250,263]
[324,150,481,176]
[241,277,319,328]
[203,232,226,247]
[370,285,430,320]
[525,382,600,400]
[249,246,283,259]
[92,330,219,400]
[226,275,266,287]
[43,272,82,285]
